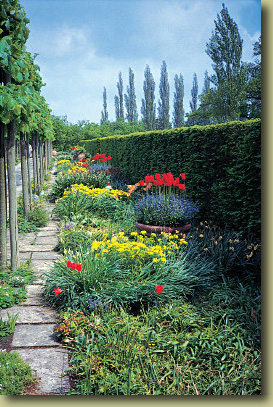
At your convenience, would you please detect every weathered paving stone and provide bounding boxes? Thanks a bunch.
[12,348,70,394]
[12,323,59,348]
[30,259,56,272]
[22,285,46,305]
[35,235,58,244]
[32,251,60,260]
[0,305,57,324]
[20,244,56,252]
[36,230,58,237]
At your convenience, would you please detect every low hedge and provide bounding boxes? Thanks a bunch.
[80,119,261,236]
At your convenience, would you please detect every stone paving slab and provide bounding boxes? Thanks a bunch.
[12,324,59,348]
[20,244,56,252]
[32,251,60,260]
[36,230,58,237]
[35,236,58,245]
[30,259,56,272]
[22,285,46,305]
[0,305,58,324]
[12,348,70,394]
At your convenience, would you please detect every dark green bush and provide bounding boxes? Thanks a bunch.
[82,119,261,236]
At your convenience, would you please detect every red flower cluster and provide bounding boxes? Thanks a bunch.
[76,161,88,168]
[54,288,62,296]
[71,147,76,150]
[67,261,83,271]
[92,153,112,163]
[155,285,164,294]
[139,172,186,190]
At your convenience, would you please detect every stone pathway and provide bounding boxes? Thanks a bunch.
[0,164,71,395]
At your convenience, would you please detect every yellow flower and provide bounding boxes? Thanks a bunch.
[199,234,204,238]
[140,230,147,235]
[161,257,166,262]
[153,258,159,263]
[130,232,138,236]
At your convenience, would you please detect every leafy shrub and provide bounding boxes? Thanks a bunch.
[0,262,35,287]
[188,221,261,276]
[43,232,217,313]
[27,206,49,227]
[82,119,261,236]
[53,184,128,220]
[0,284,26,309]
[54,299,260,395]
[48,170,110,202]
[0,350,37,395]
[17,218,38,234]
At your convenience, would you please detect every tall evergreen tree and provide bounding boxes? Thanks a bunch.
[117,72,124,120]
[190,73,198,113]
[125,67,138,122]
[158,61,170,129]
[141,65,156,130]
[100,87,108,124]
[205,3,245,121]
[173,74,184,128]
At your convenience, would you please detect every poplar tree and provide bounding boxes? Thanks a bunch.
[190,73,198,113]
[205,3,245,121]
[100,87,108,124]
[117,72,124,120]
[114,95,120,121]
[158,61,170,129]
[173,74,184,128]
[141,65,156,130]
[124,67,138,122]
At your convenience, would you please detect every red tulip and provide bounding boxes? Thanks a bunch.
[107,155,112,160]
[67,260,72,268]
[155,285,164,294]
[71,263,76,270]
[155,173,161,180]
[54,288,62,296]
[180,173,186,180]
[178,184,185,190]
[75,264,83,271]
[139,180,145,186]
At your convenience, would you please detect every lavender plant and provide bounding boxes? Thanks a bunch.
[133,194,199,227]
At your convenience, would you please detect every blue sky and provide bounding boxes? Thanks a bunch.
[20,0,261,124]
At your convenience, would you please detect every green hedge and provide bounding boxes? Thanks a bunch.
[80,119,261,236]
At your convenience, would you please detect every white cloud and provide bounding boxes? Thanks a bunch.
[27,1,260,124]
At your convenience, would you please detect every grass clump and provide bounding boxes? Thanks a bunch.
[0,350,37,395]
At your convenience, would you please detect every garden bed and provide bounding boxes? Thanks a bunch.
[42,149,261,395]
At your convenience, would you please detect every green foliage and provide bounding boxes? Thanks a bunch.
[0,262,35,287]
[43,232,217,314]
[54,292,260,395]
[0,284,26,309]
[0,350,37,395]
[0,313,18,338]
[26,205,49,227]
[82,119,261,236]
[48,170,110,202]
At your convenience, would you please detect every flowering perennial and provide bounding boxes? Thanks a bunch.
[92,153,112,163]
[128,172,186,195]
[60,184,129,201]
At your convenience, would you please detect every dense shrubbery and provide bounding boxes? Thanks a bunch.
[40,148,261,395]
[81,119,261,236]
